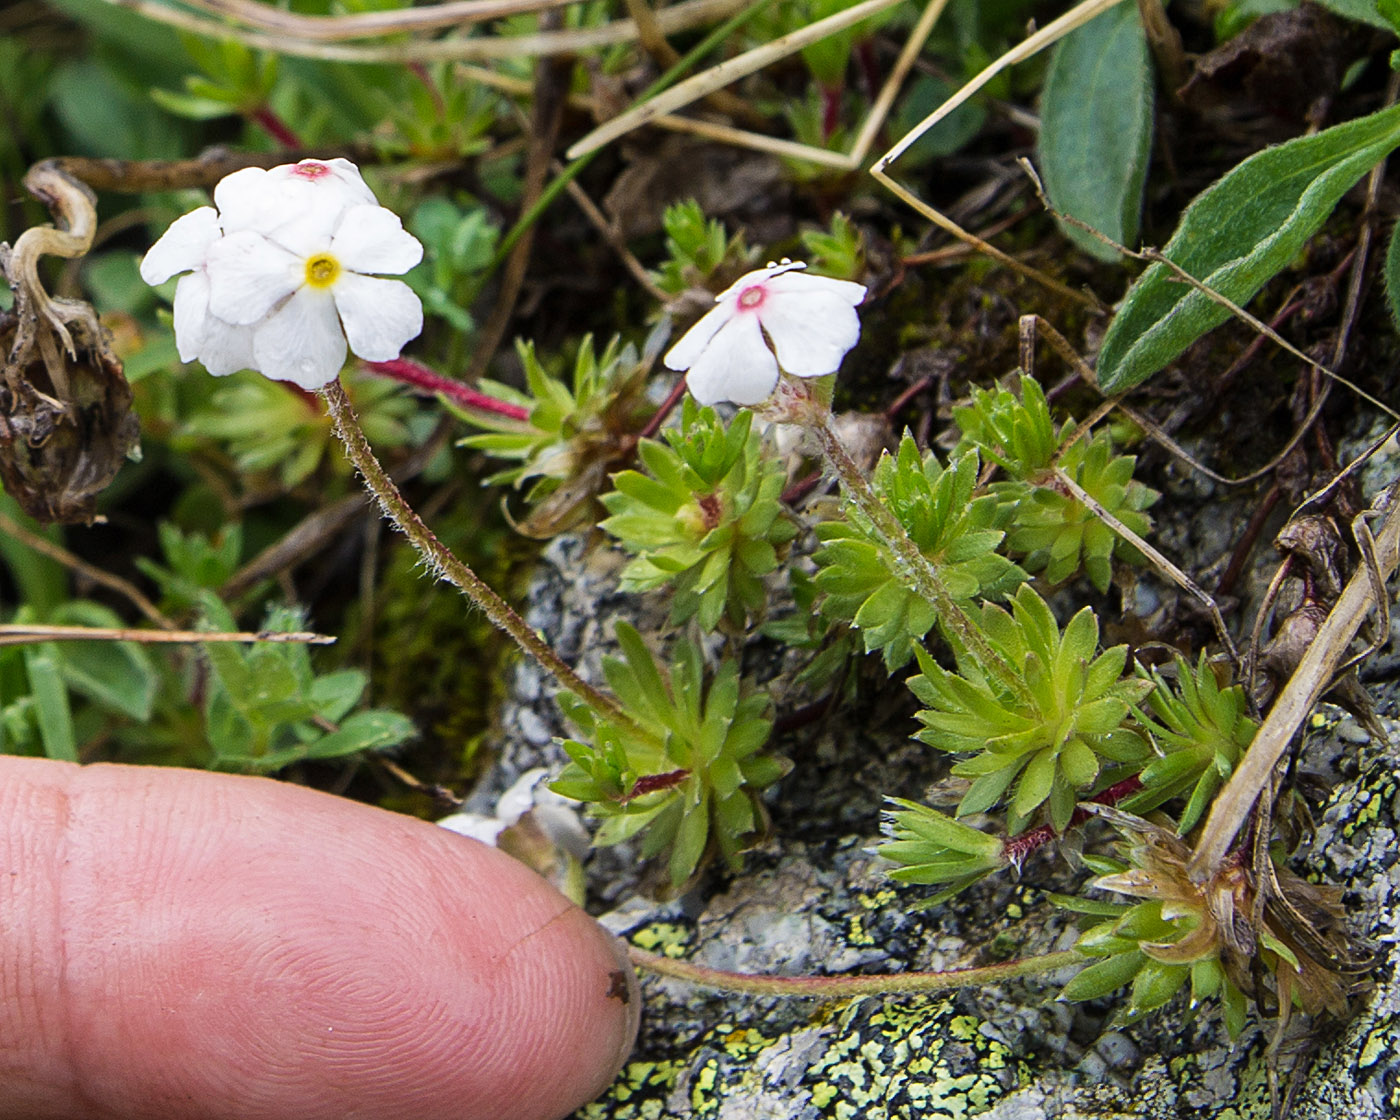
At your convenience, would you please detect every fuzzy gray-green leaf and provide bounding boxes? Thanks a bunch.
[1038,2,1153,262]
[1098,102,1400,392]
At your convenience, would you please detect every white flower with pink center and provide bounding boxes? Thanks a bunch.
[140,158,423,391]
[663,260,867,406]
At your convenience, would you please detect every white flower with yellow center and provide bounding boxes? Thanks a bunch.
[140,158,423,391]
[663,260,867,406]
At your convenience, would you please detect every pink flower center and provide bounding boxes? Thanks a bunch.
[737,285,766,311]
[291,161,332,180]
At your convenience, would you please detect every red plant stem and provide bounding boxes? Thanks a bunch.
[365,359,531,421]
[249,107,303,149]
[1216,482,1282,598]
[884,375,933,422]
[638,378,688,441]
[780,469,824,506]
[409,62,446,117]
[821,83,843,141]
[855,40,881,100]
[1002,776,1144,866]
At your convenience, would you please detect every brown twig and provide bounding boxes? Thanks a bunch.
[181,0,585,42]
[0,509,173,628]
[462,49,570,384]
[559,169,670,302]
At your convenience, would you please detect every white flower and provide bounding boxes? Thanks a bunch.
[663,260,867,406]
[139,206,256,376]
[140,158,424,392]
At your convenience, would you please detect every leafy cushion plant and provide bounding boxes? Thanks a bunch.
[552,623,790,890]
[452,334,653,535]
[1121,654,1257,835]
[599,401,797,630]
[908,583,1154,833]
[813,437,1026,668]
[953,376,1158,591]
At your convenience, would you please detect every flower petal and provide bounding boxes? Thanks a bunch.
[330,206,424,276]
[270,158,377,208]
[213,167,280,234]
[174,268,257,374]
[171,271,211,362]
[684,313,778,406]
[140,207,220,285]
[205,231,302,325]
[712,260,808,302]
[663,299,738,372]
[333,273,423,361]
[762,270,866,305]
[253,287,347,390]
[216,160,376,238]
[197,317,259,377]
[758,287,863,376]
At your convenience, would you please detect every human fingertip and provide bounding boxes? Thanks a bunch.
[0,759,638,1120]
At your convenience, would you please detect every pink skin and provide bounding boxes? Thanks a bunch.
[0,757,639,1120]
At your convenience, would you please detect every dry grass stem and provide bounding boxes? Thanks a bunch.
[97,0,747,62]
[566,0,905,158]
[874,0,1125,172]
[1052,467,1241,665]
[0,624,336,646]
[181,0,582,41]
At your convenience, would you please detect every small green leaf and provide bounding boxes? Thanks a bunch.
[1098,102,1400,391]
[1062,949,1145,1001]
[1130,959,1189,1012]
[1059,737,1100,788]
[309,669,368,723]
[149,86,239,120]
[253,710,416,772]
[1314,0,1394,28]
[670,795,711,887]
[23,647,77,762]
[1189,957,1223,1006]
[1221,975,1249,1038]
[1038,1,1154,261]
[1012,747,1057,819]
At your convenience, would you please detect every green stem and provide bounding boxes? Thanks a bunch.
[808,408,1033,706]
[321,380,627,724]
[630,945,1081,998]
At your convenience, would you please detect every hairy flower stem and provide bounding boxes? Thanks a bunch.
[629,945,1082,998]
[807,407,1033,707]
[321,380,628,724]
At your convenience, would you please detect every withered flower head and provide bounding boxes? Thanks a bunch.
[0,163,139,524]
[1065,806,1369,1035]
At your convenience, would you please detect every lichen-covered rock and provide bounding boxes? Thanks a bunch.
[492,507,1400,1119]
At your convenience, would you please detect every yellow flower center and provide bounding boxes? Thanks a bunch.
[304,253,341,288]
